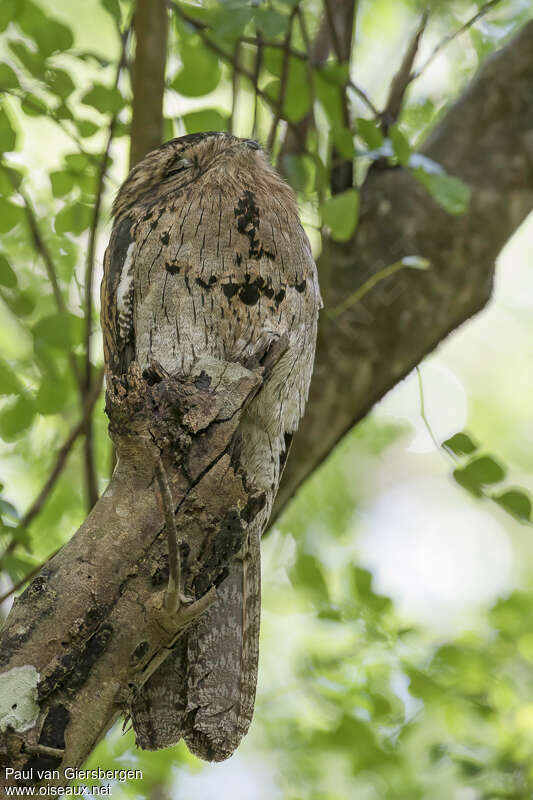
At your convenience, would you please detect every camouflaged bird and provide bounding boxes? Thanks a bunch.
[101,131,321,761]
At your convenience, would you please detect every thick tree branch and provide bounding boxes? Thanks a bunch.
[274,20,533,519]
[0,353,280,787]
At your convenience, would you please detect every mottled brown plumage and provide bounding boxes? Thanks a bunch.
[101,131,321,761]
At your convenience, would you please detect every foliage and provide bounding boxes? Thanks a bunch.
[1,0,533,797]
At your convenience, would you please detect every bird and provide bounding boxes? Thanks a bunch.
[101,131,321,761]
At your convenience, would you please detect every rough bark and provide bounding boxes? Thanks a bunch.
[274,20,533,518]
[129,0,168,167]
[0,355,280,789]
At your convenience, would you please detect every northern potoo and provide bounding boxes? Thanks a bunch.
[101,132,321,760]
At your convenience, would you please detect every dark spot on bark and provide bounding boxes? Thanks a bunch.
[196,276,217,291]
[165,262,180,275]
[194,370,212,390]
[151,564,169,587]
[275,289,286,306]
[22,705,70,777]
[294,280,307,293]
[84,603,108,628]
[131,641,149,664]
[223,282,239,299]
[0,629,33,667]
[235,253,242,266]
[161,230,170,245]
[239,283,260,306]
[40,704,69,750]
[37,624,113,699]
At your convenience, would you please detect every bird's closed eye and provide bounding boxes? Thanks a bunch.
[167,158,192,178]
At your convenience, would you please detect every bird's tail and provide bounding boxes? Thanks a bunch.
[130,528,261,760]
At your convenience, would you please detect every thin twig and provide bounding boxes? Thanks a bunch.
[0,369,104,569]
[322,0,343,63]
[328,258,429,319]
[347,80,380,117]
[154,457,181,615]
[409,0,504,83]
[228,40,241,135]
[267,7,297,153]
[251,32,263,137]
[169,0,308,145]
[415,366,443,453]
[381,11,428,131]
[240,36,306,59]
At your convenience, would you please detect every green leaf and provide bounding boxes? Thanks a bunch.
[315,64,346,129]
[443,431,478,457]
[183,109,228,135]
[3,288,36,317]
[0,253,17,288]
[453,456,506,497]
[172,43,221,97]
[74,119,99,138]
[0,359,21,395]
[0,395,36,441]
[0,198,24,232]
[211,4,254,39]
[82,84,124,114]
[332,126,355,160]
[0,107,17,152]
[35,373,72,415]
[389,125,410,166]
[8,40,45,77]
[18,2,73,57]
[320,189,359,242]
[0,62,19,90]
[50,170,76,198]
[357,118,384,150]
[254,7,290,37]
[101,0,121,24]
[64,153,93,173]
[20,93,48,117]
[291,553,329,603]
[54,202,92,235]
[33,312,83,348]
[414,168,470,215]
[0,0,17,33]
[493,490,531,523]
[351,567,391,613]
[281,154,316,194]
[45,67,75,99]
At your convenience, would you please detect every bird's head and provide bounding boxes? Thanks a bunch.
[112,132,275,221]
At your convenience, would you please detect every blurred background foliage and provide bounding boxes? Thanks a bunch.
[1,0,533,797]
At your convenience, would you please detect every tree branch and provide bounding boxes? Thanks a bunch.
[130,0,169,167]
[273,20,533,519]
[0,351,281,787]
